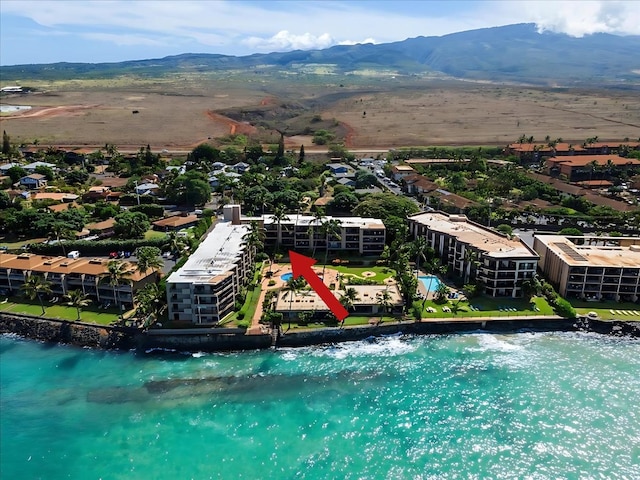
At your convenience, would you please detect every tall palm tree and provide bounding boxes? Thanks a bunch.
[21,274,52,315]
[134,246,164,279]
[167,231,187,259]
[48,222,73,256]
[320,218,342,281]
[281,277,305,331]
[411,236,429,282]
[244,220,265,257]
[270,205,290,254]
[340,287,360,313]
[64,289,91,321]
[135,283,167,328]
[101,260,133,313]
[463,247,480,284]
[310,208,325,257]
[376,287,393,316]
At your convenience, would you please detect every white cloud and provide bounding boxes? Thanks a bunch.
[242,31,336,52]
[339,38,378,46]
[492,1,640,36]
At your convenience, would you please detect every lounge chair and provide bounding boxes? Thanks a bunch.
[610,310,616,315]
[633,311,640,316]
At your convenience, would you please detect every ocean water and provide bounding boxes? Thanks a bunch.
[1,332,639,479]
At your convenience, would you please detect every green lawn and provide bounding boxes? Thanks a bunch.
[0,297,119,325]
[570,300,640,321]
[0,236,48,250]
[332,265,395,283]
[144,230,168,240]
[419,296,555,319]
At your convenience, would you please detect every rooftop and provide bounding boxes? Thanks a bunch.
[276,284,402,312]
[548,154,640,167]
[409,212,537,259]
[0,253,147,280]
[167,222,249,284]
[257,214,385,229]
[152,215,198,228]
[534,235,640,268]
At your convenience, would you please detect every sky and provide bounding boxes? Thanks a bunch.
[1,0,639,66]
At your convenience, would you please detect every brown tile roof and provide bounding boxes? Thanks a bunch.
[0,253,149,281]
[48,202,81,212]
[86,218,116,231]
[152,215,198,228]
[548,154,639,167]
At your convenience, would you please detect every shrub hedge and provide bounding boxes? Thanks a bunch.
[30,237,169,256]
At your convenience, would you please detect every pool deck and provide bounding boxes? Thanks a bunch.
[247,262,342,335]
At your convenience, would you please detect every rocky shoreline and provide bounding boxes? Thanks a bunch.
[1,313,638,353]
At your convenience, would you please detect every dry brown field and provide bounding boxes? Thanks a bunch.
[1,75,639,150]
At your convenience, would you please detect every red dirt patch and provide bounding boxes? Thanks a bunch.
[205,110,258,136]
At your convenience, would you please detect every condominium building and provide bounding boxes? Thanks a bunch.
[533,235,640,302]
[166,221,253,325]
[242,210,386,254]
[0,253,154,308]
[408,212,539,297]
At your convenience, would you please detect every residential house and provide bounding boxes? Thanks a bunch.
[19,174,48,189]
[152,214,199,232]
[409,212,539,298]
[336,177,356,187]
[326,163,350,175]
[230,162,250,174]
[134,182,160,196]
[23,161,57,173]
[0,162,22,174]
[390,165,416,182]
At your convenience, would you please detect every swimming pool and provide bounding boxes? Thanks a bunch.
[280,272,293,282]
[419,275,442,293]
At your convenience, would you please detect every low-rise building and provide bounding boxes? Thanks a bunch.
[408,212,539,297]
[166,221,254,324]
[152,214,199,231]
[19,174,48,189]
[533,234,640,302]
[276,284,403,317]
[546,154,640,182]
[0,253,155,308]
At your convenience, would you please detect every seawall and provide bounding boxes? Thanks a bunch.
[1,313,637,353]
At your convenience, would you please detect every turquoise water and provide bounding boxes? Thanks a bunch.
[281,272,293,282]
[2,332,639,479]
[419,275,442,292]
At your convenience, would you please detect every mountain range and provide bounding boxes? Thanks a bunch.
[2,24,639,86]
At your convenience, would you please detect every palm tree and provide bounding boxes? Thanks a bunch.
[21,274,52,315]
[463,247,480,284]
[167,231,187,259]
[339,287,360,313]
[434,282,450,303]
[376,287,393,316]
[281,277,305,331]
[320,218,342,281]
[411,236,429,281]
[64,289,91,321]
[48,222,73,256]
[134,246,164,279]
[101,260,133,313]
[244,220,265,257]
[270,205,290,254]
[135,283,167,328]
[310,208,325,257]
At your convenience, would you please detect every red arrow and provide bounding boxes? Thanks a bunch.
[289,250,349,321]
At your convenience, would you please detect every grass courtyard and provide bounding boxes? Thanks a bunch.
[0,297,120,325]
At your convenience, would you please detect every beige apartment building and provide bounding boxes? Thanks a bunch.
[0,253,154,308]
[241,211,385,255]
[166,221,254,325]
[408,212,539,297]
[533,235,640,302]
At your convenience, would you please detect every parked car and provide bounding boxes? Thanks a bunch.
[109,251,119,259]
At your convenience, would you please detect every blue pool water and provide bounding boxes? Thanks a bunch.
[280,272,293,282]
[419,275,442,292]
